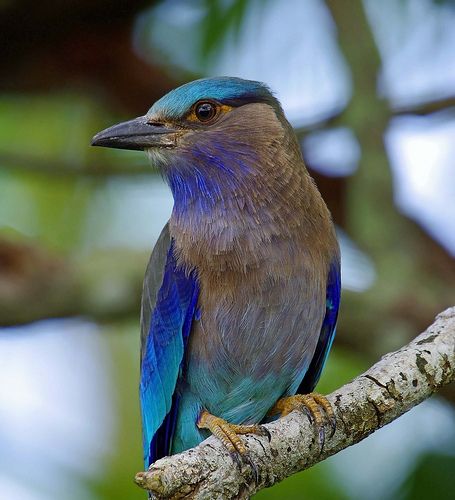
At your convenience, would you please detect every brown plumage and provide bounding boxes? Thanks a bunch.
[91,76,340,466]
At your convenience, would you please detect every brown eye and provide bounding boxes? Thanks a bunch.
[195,101,217,122]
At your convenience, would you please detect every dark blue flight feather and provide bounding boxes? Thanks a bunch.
[140,239,199,467]
[298,258,341,393]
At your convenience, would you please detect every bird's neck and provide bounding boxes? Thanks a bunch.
[161,104,335,276]
[168,150,330,276]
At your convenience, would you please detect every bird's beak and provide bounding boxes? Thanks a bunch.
[91,116,178,151]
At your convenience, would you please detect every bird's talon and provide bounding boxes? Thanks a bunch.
[318,425,326,451]
[328,416,337,438]
[261,426,272,442]
[229,451,243,470]
[198,410,267,462]
[313,393,337,438]
[299,404,314,424]
[270,392,335,450]
[254,425,271,442]
[243,453,260,484]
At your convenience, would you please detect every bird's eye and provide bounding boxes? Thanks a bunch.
[195,102,217,123]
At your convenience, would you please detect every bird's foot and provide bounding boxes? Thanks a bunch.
[197,410,270,482]
[269,393,336,451]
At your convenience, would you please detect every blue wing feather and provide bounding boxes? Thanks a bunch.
[140,239,199,467]
[298,257,341,393]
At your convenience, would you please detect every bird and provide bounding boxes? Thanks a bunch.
[91,76,341,474]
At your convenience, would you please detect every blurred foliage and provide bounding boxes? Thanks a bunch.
[398,453,455,500]
[256,460,348,500]
[85,320,145,500]
[199,0,251,61]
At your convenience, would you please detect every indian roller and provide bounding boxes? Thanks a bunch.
[92,77,341,473]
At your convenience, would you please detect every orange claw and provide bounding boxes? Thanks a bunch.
[197,410,270,483]
[269,392,336,450]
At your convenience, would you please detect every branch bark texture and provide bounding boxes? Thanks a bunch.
[135,307,455,499]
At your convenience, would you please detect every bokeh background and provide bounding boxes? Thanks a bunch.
[1,1,455,499]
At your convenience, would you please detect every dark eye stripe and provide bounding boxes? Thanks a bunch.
[217,93,277,108]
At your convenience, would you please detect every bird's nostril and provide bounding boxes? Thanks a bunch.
[147,121,165,127]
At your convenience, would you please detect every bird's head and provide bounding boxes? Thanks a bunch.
[92,77,301,213]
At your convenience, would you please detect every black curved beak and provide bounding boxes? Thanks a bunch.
[91,116,178,151]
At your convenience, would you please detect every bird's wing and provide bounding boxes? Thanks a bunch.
[140,223,199,467]
[297,257,341,393]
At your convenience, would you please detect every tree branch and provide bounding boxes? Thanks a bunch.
[0,239,147,326]
[0,152,154,178]
[134,307,455,499]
